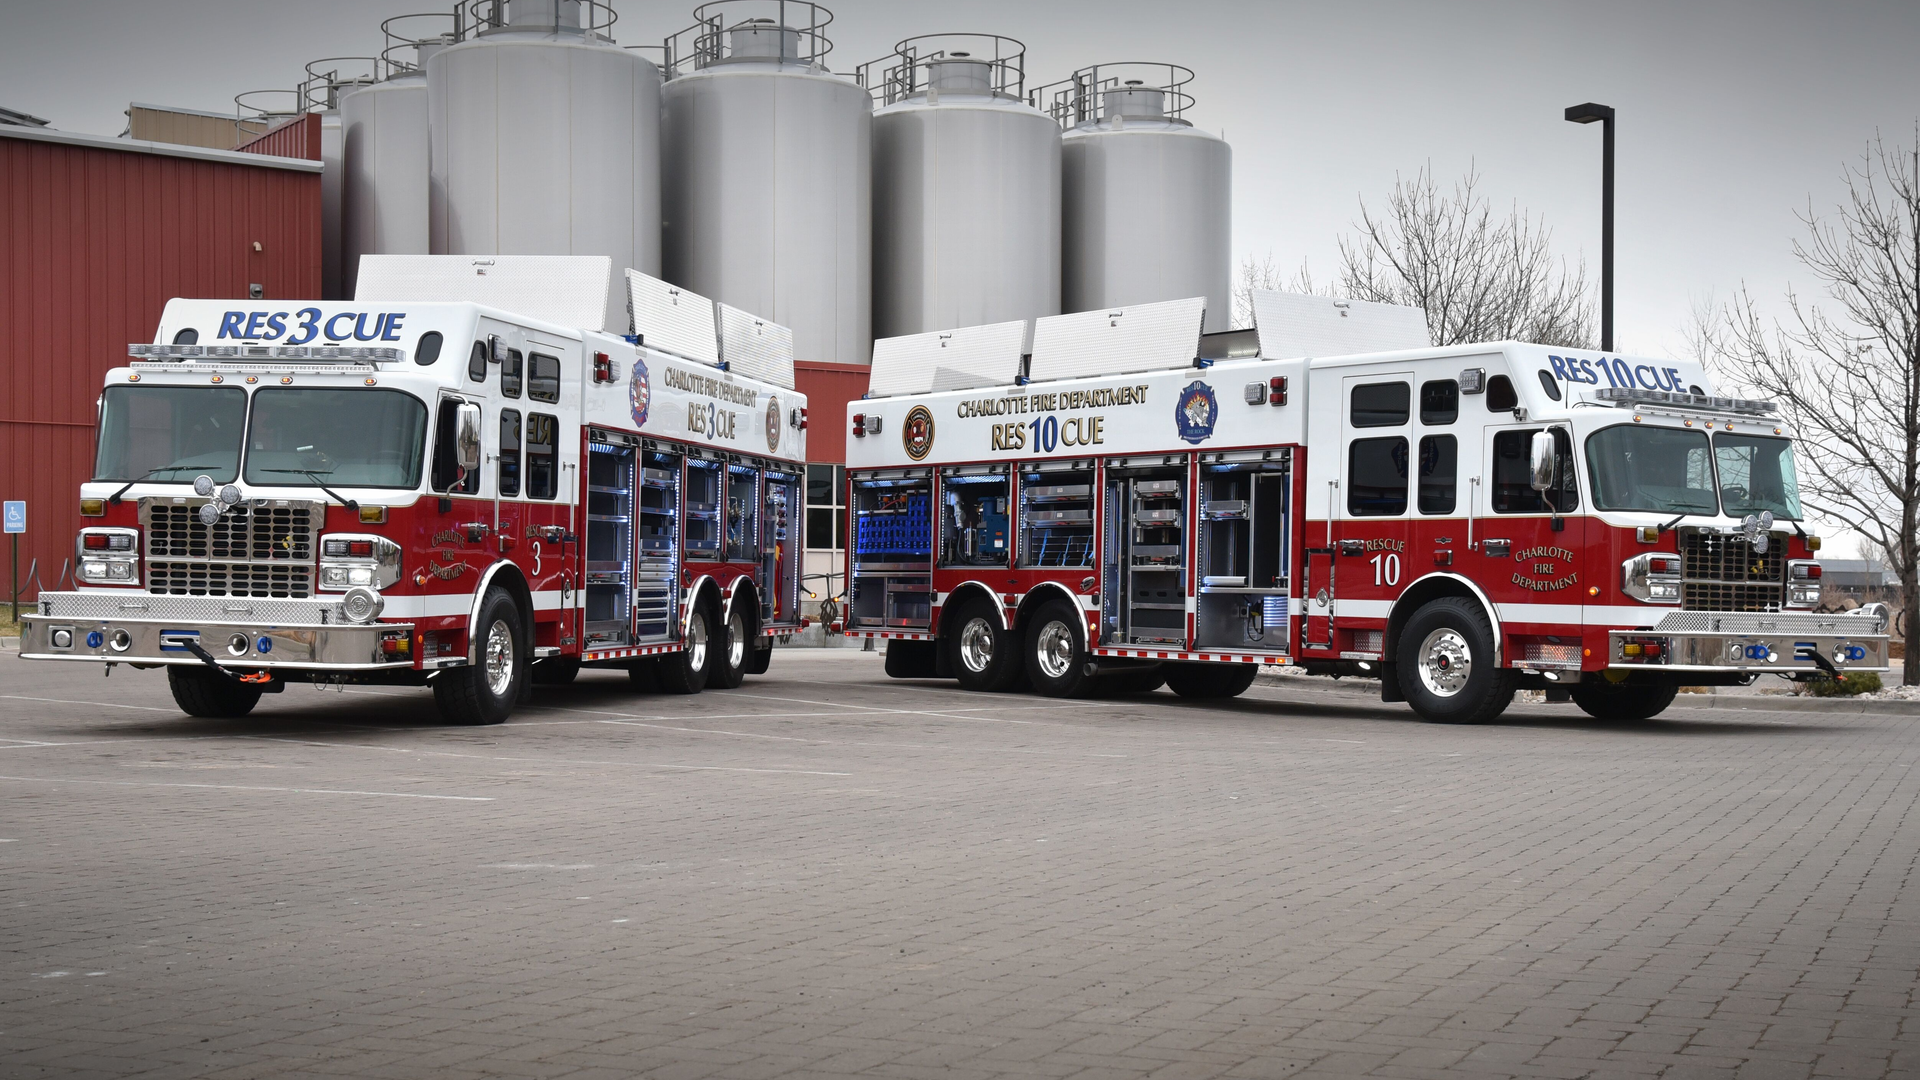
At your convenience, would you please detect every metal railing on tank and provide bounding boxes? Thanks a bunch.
[1028,62,1195,129]
[663,1,835,78]
[300,57,378,111]
[379,12,458,78]
[453,0,618,43]
[856,33,1027,107]
[232,87,303,139]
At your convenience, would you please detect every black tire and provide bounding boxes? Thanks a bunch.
[1024,599,1095,698]
[433,586,526,725]
[1394,597,1516,724]
[709,602,751,690]
[1096,664,1166,696]
[746,643,773,675]
[1569,681,1679,721]
[1164,662,1258,699]
[167,666,263,719]
[531,657,580,685]
[943,596,1024,692]
[656,598,716,695]
[627,658,661,693]
[884,639,938,678]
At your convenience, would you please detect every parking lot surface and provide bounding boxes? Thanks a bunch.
[1,649,1917,1079]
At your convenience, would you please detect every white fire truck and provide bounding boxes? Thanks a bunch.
[842,292,1890,723]
[19,257,809,724]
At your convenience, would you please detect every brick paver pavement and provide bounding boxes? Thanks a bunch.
[0,650,1915,1079]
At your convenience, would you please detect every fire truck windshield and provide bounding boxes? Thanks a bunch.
[1713,433,1804,520]
[243,388,428,490]
[93,385,246,484]
[1585,424,1719,516]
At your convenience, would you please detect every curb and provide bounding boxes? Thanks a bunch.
[1253,671,1920,716]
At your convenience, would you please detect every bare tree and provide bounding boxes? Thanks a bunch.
[1232,252,1327,329]
[1696,132,1920,682]
[1337,166,1594,348]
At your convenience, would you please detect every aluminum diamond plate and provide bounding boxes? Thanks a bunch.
[627,269,720,367]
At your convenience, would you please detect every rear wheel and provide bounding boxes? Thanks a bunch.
[1569,681,1679,721]
[709,604,751,690]
[656,600,715,695]
[1165,662,1258,699]
[1394,597,1515,724]
[945,597,1023,692]
[167,666,263,719]
[433,587,525,725]
[1024,599,1094,698]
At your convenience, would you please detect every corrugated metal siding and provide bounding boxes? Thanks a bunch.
[793,360,871,465]
[0,133,320,601]
[233,114,321,161]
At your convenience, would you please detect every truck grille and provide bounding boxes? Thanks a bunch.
[141,500,319,599]
[1679,528,1784,613]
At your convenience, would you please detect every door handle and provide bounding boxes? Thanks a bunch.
[1338,539,1364,556]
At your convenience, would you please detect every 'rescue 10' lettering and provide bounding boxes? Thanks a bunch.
[216,309,407,344]
[966,383,1150,454]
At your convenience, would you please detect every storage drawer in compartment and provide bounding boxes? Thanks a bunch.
[1135,480,1181,495]
[1027,508,1091,523]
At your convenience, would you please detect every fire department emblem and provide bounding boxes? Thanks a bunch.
[1174,380,1218,444]
[628,356,652,427]
[765,395,781,452]
[903,405,935,461]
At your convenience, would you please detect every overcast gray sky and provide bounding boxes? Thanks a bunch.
[4,0,1917,362]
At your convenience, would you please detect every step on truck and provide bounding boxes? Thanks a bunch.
[20,257,810,723]
[841,291,1890,722]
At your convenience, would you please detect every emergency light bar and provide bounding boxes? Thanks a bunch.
[128,344,403,362]
[1594,387,1777,415]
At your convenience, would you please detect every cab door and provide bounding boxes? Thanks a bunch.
[1333,373,1417,657]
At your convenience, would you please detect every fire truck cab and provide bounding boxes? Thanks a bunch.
[844,292,1890,723]
[20,257,809,725]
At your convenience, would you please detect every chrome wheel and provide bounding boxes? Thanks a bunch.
[727,609,747,669]
[1416,627,1472,698]
[958,617,997,674]
[1034,619,1076,680]
[483,618,515,697]
[686,611,709,672]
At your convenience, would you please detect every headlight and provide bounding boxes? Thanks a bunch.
[1785,560,1823,609]
[76,529,140,585]
[1621,552,1682,603]
[317,533,402,592]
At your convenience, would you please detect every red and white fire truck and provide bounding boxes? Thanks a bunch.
[842,292,1890,723]
[19,257,809,724]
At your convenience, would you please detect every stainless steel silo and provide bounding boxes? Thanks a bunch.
[302,59,377,301]
[428,0,661,330]
[661,2,871,366]
[867,35,1061,339]
[341,16,452,298]
[1045,64,1231,332]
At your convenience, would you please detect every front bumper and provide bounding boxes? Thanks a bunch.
[19,591,413,671]
[1608,610,1890,674]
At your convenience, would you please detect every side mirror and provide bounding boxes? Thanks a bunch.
[1528,430,1556,492]
[455,403,483,473]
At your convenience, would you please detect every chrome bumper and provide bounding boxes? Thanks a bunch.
[1608,609,1890,674]
[19,592,412,671]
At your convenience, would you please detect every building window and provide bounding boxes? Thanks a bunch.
[807,463,846,549]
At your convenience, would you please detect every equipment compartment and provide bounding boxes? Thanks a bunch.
[1195,455,1292,652]
[849,473,933,628]
[1020,467,1096,568]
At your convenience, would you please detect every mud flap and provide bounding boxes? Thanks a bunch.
[1379,662,1404,702]
[884,639,938,679]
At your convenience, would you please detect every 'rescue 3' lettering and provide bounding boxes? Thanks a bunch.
[216,310,407,344]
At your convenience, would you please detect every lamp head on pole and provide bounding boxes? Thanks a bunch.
[1565,102,1615,124]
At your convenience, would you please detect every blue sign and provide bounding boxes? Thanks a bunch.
[2,501,23,534]
[1174,381,1219,445]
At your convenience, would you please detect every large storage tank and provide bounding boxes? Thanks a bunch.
[340,16,451,298]
[1048,64,1231,332]
[305,60,376,302]
[661,2,871,366]
[427,0,661,329]
[869,35,1061,339]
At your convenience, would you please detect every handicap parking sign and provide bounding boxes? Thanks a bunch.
[2,501,23,534]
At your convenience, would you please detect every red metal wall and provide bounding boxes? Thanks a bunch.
[233,113,321,161]
[794,360,871,465]
[0,132,320,603]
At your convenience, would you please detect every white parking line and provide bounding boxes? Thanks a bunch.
[0,774,493,801]
[0,695,174,712]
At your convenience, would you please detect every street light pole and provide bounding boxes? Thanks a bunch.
[1565,102,1615,352]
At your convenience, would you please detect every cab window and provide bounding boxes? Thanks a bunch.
[1350,382,1410,427]
[1348,437,1408,516]
[467,340,488,383]
[528,353,561,403]
[431,399,480,495]
[498,409,521,497]
[525,413,556,499]
[501,349,523,399]
[1419,380,1458,425]
[1486,375,1518,411]
[1492,428,1577,513]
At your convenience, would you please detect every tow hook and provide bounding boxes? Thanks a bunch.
[1803,647,1847,683]
[180,639,278,691]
